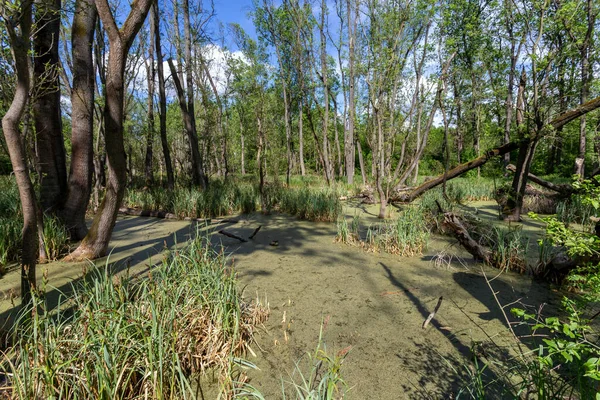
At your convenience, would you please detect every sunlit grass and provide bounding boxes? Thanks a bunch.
[0,235,268,398]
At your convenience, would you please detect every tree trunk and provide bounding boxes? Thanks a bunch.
[357,139,367,185]
[345,0,356,184]
[298,99,306,176]
[67,0,154,260]
[144,15,155,186]
[168,59,206,189]
[182,0,207,188]
[33,0,67,213]
[574,0,595,177]
[60,0,96,240]
[504,68,529,221]
[320,0,333,185]
[396,95,600,203]
[240,118,245,175]
[153,1,174,189]
[2,0,38,306]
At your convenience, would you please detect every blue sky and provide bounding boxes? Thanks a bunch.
[212,0,257,48]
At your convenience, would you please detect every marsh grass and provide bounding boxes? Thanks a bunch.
[337,206,430,256]
[125,179,340,222]
[0,176,71,271]
[487,226,529,273]
[556,194,596,230]
[0,235,268,399]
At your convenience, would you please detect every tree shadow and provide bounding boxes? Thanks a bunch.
[380,261,524,398]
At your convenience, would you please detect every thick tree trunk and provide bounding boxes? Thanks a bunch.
[505,139,538,221]
[61,0,96,240]
[67,0,153,260]
[33,0,67,213]
[2,1,38,305]
[153,1,174,189]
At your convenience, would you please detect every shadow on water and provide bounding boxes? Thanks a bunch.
[0,204,563,398]
[380,261,561,399]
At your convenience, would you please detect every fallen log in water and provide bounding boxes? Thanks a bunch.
[119,207,177,219]
[442,212,495,266]
[218,230,248,242]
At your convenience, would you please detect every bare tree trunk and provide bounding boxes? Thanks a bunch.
[182,0,207,188]
[168,59,206,189]
[357,139,367,185]
[505,69,529,221]
[345,0,356,184]
[298,99,306,176]
[153,1,174,189]
[574,0,595,177]
[67,0,153,260]
[33,0,67,213]
[144,17,155,186]
[257,115,266,211]
[240,118,245,175]
[320,0,333,185]
[2,0,38,305]
[61,0,97,240]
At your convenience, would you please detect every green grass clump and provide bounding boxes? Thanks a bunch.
[368,207,430,256]
[278,187,341,222]
[0,236,268,398]
[126,180,260,219]
[338,207,430,256]
[125,177,342,222]
[0,176,70,271]
[556,194,596,229]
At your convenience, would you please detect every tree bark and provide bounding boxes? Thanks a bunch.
[144,15,155,186]
[345,0,356,184]
[2,0,38,306]
[152,1,174,189]
[61,0,97,240]
[33,0,67,213]
[574,0,595,177]
[182,0,208,188]
[67,0,154,260]
[168,59,207,189]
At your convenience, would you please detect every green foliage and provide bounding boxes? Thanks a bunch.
[0,235,268,398]
[0,176,70,272]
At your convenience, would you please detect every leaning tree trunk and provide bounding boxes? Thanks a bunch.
[61,0,96,240]
[66,0,153,260]
[33,0,67,214]
[396,95,600,203]
[2,0,38,306]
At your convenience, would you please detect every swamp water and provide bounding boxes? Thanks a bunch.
[0,201,560,398]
